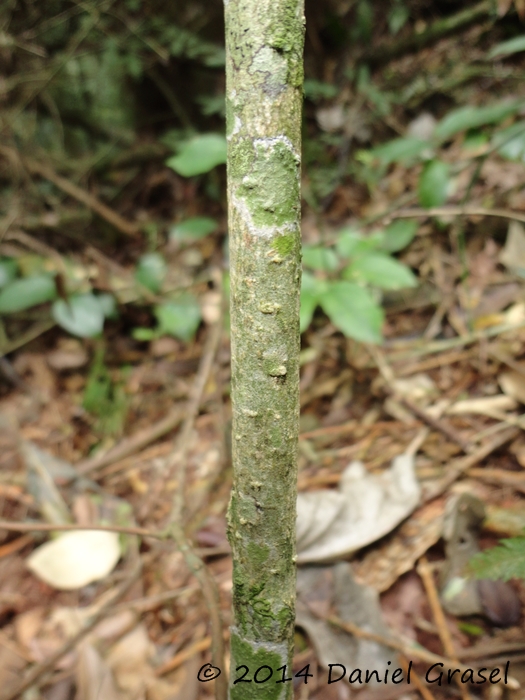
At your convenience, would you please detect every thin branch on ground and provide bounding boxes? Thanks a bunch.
[76,406,185,477]
[422,427,520,502]
[417,556,469,700]
[392,206,525,225]
[0,520,165,539]
[0,145,140,237]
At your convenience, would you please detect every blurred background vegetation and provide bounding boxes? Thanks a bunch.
[1,0,525,366]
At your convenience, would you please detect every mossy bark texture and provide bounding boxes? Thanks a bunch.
[225,0,304,698]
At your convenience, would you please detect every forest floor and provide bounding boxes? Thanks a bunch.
[3,2,525,699]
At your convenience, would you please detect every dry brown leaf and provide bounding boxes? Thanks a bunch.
[353,499,445,592]
[499,368,525,405]
[76,642,122,700]
[106,625,155,694]
[14,607,47,657]
[296,454,420,563]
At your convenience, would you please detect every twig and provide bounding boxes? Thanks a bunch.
[0,320,56,358]
[361,0,493,66]
[367,345,470,451]
[0,520,165,539]
[168,524,227,700]
[422,427,520,502]
[0,534,32,559]
[0,145,140,238]
[417,557,469,700]
[75,406,185,476]
[385,320,525,363]
[327,616,472,672]
[391,206,525,225]
[156,635,214,676]
[163,310,227,700]
[168,312,224,524]
[399,655,437,700]
[0,561,142,700]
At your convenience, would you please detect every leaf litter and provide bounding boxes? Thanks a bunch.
[3,3,525,700]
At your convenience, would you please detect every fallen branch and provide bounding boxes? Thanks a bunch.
[75,406,185,476]
[391,206,525,225]
[0,145,140,238]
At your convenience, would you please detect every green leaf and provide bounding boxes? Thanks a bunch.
[303,79,338,101]
[166,133,227,177]
[434,101,523,141]
[97,293,118,319]
[0,258,18,288]
[470,537,525,581]
[300,271,322,332]
[457,622,485,637]
[154,296,201,341]
[418,160,450,208]
[388,3,409,34]
[319,281,384,343]
[370,137,432,165]
[302,245,338,271]
[344,253,417,289]
[52,294,105,338]
[336,229,383,259]
[489,35,525,59]
[135,252,167,293]
[381,220,418,253]
[493,122,525,162]
[169,216,218,242]
[0,274,57,313]
[132,327,157,341]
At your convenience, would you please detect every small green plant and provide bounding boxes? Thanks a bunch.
[83,346,128,437]
[0,257,117,339]
[165,132,227,177]
[470,535,525,582]
[300,220,418,343]
[357,98,525,201]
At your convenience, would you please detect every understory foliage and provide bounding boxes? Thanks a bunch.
[2,0,525,351]
[471,536,525,582]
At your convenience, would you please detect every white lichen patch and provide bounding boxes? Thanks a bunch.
[231,192,298,239]
[253,135,300,163]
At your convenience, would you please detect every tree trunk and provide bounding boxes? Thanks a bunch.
[224,0,304,697]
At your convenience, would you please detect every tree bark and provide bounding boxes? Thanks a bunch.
[224,0,304,698]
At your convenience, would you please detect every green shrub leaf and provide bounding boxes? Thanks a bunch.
[336,229,383,258]
[319,281,384,343]
[418,160,450,208]
[166,133,227,177]
[434,101,523,141]
[0,274,57,313]
[302,245,338,271]
[470,537,525,581]
[154,296,201,341]
[52,294,105,338]
[489,35,525,59]
[370,137,432,165]
[0,259,18,288]
[344,253,417,289]
[169,217,218,242]
[300,271,323,332]
[493,122,525,163]
[382,220,418,253]
[98,293,118,319]
[135,252,167,293]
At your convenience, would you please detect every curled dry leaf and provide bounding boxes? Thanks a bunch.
[26,530,121,590]
[296,454,420,563]
[499,368,525,405]
[296,563,397,683]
